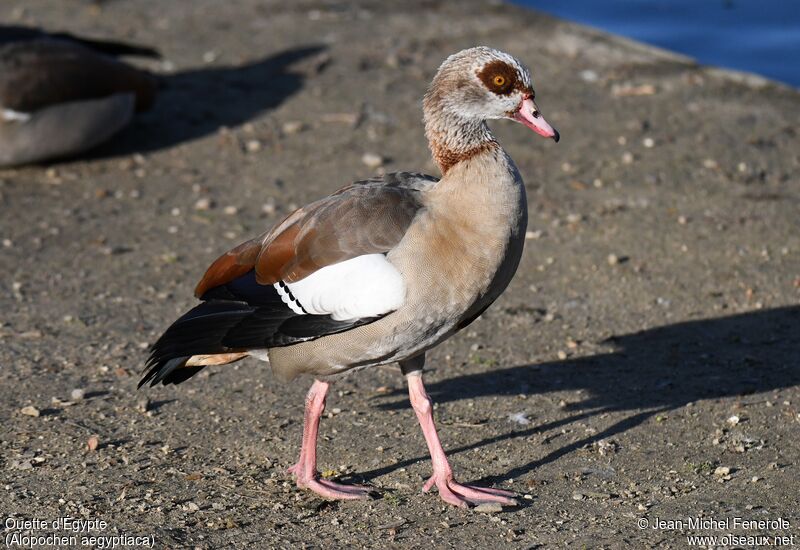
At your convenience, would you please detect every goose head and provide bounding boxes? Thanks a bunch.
[424,46,559,144]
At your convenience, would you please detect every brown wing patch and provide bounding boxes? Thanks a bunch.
[193,176,430,297]
[194,238,263,297]
[255,222,304,284]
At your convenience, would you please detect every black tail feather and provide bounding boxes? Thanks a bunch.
[139,356,191,388]
[140,300,257,388]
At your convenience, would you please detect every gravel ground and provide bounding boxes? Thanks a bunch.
[1,1,799,548]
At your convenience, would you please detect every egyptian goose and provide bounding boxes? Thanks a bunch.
[141,47,559,507]
[0,26,158,167]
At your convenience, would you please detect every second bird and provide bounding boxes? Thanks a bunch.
[0,26,158,167]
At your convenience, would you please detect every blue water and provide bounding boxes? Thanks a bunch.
[514,1,800,87]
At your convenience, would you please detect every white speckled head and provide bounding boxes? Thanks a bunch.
[427,47,534,120]
[423,47,558,169]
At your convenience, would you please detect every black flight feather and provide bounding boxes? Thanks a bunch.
[140,271,382,387]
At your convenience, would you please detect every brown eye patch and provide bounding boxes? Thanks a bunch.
[477,60,518,95]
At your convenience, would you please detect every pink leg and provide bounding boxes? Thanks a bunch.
[407,373,517,508]
[287,379,371,500]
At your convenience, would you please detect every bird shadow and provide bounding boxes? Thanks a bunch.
[90,44,326,157]
[360,305,800,484]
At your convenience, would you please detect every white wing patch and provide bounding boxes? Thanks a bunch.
[273,254,405,321]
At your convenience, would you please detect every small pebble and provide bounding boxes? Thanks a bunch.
[607,254,620,266]
[194,198,214,211]
[223,205,239,215]
[10,459,34,471]
[474,502,504,513]
[20,405,40,417]
[713,466,731,477]
[643,137,655,148]
[87,435,99,451]
[362,153,384,168]
[557,350,568,360]
[246,139,262,152]
[137,397,150,413]
[282,121,306,134]
[612,83,656,97]
[70,389,85,401]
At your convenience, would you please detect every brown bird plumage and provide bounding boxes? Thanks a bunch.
[0,26,158,166]
[141,47,559,508]
[196,173,429,294]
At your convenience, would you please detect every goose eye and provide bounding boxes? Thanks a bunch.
[493,75,506,87]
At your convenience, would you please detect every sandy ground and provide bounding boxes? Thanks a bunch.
[1,1,799,548]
